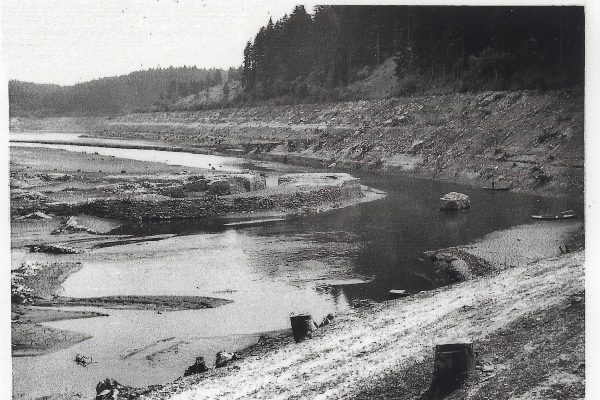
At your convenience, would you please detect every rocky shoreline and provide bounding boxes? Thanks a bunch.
[11,89,582,197]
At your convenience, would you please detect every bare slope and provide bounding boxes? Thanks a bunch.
[142,224,583,400]
[77,88,583,196]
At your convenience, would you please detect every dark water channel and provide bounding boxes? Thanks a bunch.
[111,170,582,302]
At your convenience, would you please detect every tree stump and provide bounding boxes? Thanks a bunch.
[184,356,208,376]
[290,314,317,343]
[422,342,475,399]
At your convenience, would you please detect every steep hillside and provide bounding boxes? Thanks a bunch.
[79,88,583,196]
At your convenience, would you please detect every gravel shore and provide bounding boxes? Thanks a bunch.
[139,220,584,400]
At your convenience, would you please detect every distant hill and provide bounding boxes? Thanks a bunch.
[9,66,242,116]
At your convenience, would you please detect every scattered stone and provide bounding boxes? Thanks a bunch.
[11,189,49,202]
[480,364,495,373]
[52,216,99,235]
[95,378,138,400]
[11,284,33,305]
[15,211,53,220]
[28,243,82,254]
[215,351,240,368]
[351,299,377,309]
[440,192,471,211]
[39,173,73,182]
[318,313,334,327]
[184,356,209,376]
[11,260,83,303]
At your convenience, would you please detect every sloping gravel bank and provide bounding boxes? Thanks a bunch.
[141,223,584,400]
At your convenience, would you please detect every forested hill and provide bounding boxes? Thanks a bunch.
[241,6,584,100]
[9,66,242,116]
[9,6,584,116]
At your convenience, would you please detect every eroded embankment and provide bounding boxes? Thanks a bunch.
[129,220,584,400]
[15,89,582,196]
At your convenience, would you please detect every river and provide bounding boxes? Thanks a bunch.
[10,135,583,399]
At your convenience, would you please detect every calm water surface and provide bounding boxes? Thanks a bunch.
[11,139,583,399]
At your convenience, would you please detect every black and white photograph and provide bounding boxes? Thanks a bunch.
[1,1,595,399]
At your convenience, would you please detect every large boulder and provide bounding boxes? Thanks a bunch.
[439,192,470,211]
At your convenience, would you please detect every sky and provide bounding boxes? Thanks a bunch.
[0,0,316,85]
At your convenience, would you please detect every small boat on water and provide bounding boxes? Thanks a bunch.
[482,186,510,191]
[531,210,578,220]
[223,217,286,227]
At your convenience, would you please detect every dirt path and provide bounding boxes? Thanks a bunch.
[142,246,583,399]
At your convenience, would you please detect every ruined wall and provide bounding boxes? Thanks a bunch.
[40,179,363,221]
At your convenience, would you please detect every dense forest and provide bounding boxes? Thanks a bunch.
[9,6,584,116]
[241,6,584,100]
[9,66,242,116]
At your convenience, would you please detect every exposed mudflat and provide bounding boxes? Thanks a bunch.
[10,245,231,358]
[12,306,107,357]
